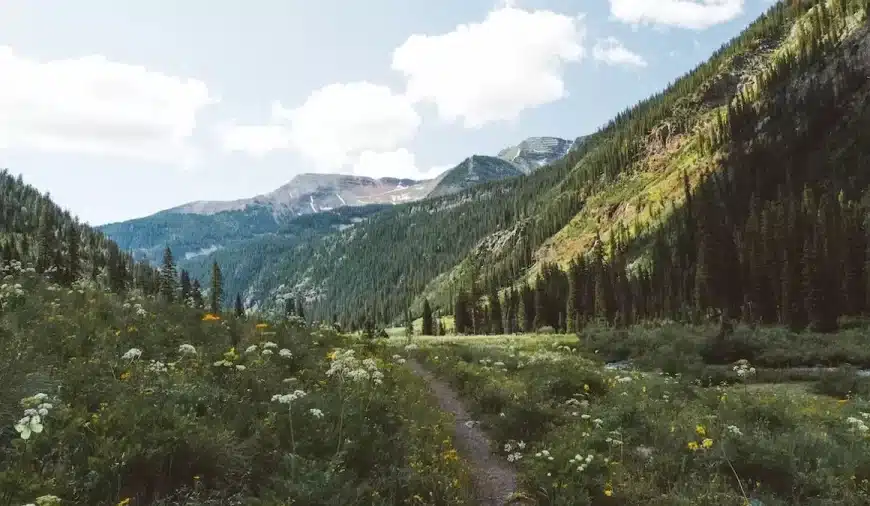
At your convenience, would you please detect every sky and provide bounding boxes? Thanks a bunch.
[0,0,777,226]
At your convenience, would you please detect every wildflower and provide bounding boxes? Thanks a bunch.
[262,349,274,356]
[117,499,131,506]
[702,438,714,449]
[255,323,269,330]
[726,425,743,437]
[687,441,699,451]
[695,424,706,437]
[147,361,168,374]
[178,344,197,355]
[235,365,247,371]
[245,345,258,354]
[202,313,221,321]
[309,408,324,418]
[121,348,142,361]
[262,341,278,349]
[279,348,293,358]
[272,390,306,404]
[604,484,613,497]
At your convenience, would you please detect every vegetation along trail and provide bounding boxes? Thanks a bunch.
[406,359,520,506]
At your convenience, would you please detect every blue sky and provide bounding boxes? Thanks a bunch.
[0,0,775,225]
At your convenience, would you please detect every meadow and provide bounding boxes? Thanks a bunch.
[0,260,474,506]
[402,331,870,505]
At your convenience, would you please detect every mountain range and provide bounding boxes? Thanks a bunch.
[95,0,870,330]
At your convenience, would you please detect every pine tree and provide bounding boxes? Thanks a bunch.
[180,270,192,304]
[65,224,80,285]
[160,247,177,303]
[285,297,296,317]
[235,293,245,318]
[566,259,580,332]
[191,279,204,309]
[454,291,469,334]
[533,277,547,330]
[210,261,223,314]
[405,310,414,338]
[296,298,306,320]
[421,299,434,335]
[489,288,504,335]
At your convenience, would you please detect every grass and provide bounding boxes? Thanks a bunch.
[400,335,870,505]
[0,261,475,506]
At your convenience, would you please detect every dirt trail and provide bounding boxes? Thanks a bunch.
[406,359,519,506]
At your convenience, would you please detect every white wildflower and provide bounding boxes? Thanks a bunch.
[309,408,324,419]
[178,344,197,355]
[121,348,142,361]
[279,348,293,358]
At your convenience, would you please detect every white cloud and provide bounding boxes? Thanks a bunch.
[220,82,420,170]
[608,0,744,30]
[592,37,647,68]
[391,6,585,128]
[350,148,440,180]
[0,46,215,165]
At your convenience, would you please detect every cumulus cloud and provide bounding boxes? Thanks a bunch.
[391,6,585,128]
[220,82,420,170]
[608,0,744,30]
[0,46,215,164]
[592,37,647,68]
[350,148,449,180]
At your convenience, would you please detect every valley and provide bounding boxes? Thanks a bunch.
[4,0,870,504]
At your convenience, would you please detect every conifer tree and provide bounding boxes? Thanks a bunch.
[421,299,434,335]
[235,293,245,318]
[160,247,177,303]
[285,297,296,317]
[454,291,469,334]
[180,270,192,303]
[489,288,504,335]
[405,310,414,338]
[191,279,204,309]
[296,298,306,320]
[210,261,223,314]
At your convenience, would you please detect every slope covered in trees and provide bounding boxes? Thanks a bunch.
[244,0,870,331]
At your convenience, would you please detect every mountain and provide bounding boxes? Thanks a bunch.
[168,173,437,216]
[100,136,575,269]
[496,136,578,174]
[236,0,870,330]
[428,155,524,198]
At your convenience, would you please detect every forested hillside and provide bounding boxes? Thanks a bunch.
[0,170,161,294]
[248,0,870,331]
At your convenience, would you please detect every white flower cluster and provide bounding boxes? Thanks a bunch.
[147,360,168,374]
[309,408,324,419]
[178,344,197,355]
[121,348,143,361]
[392,354,407,365]
[22,494,62,506]
[0,259,27,274]
[245,345,258,354]
[726,424,744,437]
[279,348,293,359]
[14,393,54,440]
[404,343,419,351]
[503,440,525,462]
[616,376,633,383]
[847,413,870,433]
[272,390,306,404]
[605,430,623,446]
[733,359,757,378]
[569,452,595,472]
[534,449,554,461]
[327,349,384,385]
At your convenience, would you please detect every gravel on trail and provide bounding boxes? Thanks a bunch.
[406,359,519,506]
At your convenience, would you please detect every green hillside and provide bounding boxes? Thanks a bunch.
[244,0,870,331]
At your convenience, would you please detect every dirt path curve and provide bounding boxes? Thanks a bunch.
[406,359,519,506]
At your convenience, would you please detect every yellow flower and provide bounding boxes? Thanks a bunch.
[117,498,131,506]
[255,323,269,330]
[120,371,131,381]
[702,438,714,449]
[604,484,613,497]
[327,351,337,360]
[202,313,221,321]
[687,441,699,451]
[584,383,590,392]
[695,424,706,437]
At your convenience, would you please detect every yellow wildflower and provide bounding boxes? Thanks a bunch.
[687,441,700,451]
[202,313,221,321]
[120,371,131,381]
[255,323,269,330]
[604,484,613,497]
[117,499,131,506]
[584,383,590,392]
[702,438,714,449]
[695,424,706,437]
